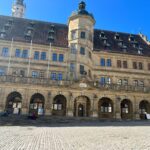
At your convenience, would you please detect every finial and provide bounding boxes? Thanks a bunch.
[79,1,86,10]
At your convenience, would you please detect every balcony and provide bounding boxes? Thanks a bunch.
[91,82,150,93]
[0,75,149,93]
[0,75,71,87]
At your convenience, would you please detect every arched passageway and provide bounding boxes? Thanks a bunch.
[29,93,45,116]
[121,99,133,120]
[139,100,150,119]
[74,96,91,117]
[52,95,67,116]
[98,97,113,119]
[5,92,22,114]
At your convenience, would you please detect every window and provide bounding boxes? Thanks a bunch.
[139,62,143,70]
[51,72,57,80]
[58,73,63,80]
[59,54,64,62]
[100,77,111,85]
[80,47,85,55]
[100,58,105,66]
[133,80,138,86]
[148,63,150,71]
[22,50,28,58]
[20,70,25,77]
[100,77,106,85]
[139,81,144,87]
[34,51,39,60]
[32,71,38,78]
[2,47,9,57]
[71,30,76,40]
[70,63,75,72]
[123,79,128,85]
[80,65,85,75]
[41,52,46,60]
[80,31,86,39]
[106,77,111,84]
[123,61,128,68]
[0,69,5,76]
[53,104,62,110]
[71,43,77,54]
[52,53,57,61]
[117,60,121,68]
[133,62,137,69]
[15,49,21,57]
[107,59,111,67]
[117,79,122,85]
[39,72,44,78]
[101,102,112,113]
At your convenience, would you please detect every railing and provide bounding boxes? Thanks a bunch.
[0,75,149,93]
[91,82,150,93]
[0,75,72,86]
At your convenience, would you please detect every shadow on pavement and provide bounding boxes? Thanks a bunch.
[0,115,150,127]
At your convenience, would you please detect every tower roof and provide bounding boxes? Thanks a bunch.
[71,1,94,20]
[16,0,24,5]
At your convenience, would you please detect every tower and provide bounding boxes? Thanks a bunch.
[68,1,95,80]
[12,0,26,18]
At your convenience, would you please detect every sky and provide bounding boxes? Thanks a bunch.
[0,0,150,39]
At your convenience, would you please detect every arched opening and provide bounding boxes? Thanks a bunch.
[6,92,22,114]
[52,95,66,116]
[74,96,91,117]
[29,93,45,116]
[139,100,150,119]
[98,97,113,119]
[121,99,133,120]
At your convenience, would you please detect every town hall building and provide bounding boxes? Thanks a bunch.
[0,0,150,120]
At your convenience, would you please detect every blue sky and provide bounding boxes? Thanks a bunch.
[0,0,150,39]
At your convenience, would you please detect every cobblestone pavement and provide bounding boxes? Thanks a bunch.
[0,122,150,150]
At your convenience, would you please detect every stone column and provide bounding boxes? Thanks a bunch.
[0,88,6,112]
[133,96,140,120]
[91,96,98,118]
[115,96,121,119]
[67,93,74,117]
[21,89,29,115]
[45,92,52,116]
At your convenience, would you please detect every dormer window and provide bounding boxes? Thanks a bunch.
[129,35,135,42]
[48,25,55,42]
[138,47,143,55]
[0,29,6,38]
[115,34,120,40]
[4,23,11,30]
[100,32,105,38]
[8,19,13,25]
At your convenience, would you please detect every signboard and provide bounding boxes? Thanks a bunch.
[146,114,150,120]
[79,83,87,88]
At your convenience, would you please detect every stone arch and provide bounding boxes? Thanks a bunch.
[52,94,67,116]
[5,91,22,114]
[98,97,113,119]
[121,99,133,120]
[139,100,150,119]
[74,96,91,117]
[29,93,45,116]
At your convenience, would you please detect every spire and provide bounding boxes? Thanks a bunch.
[12,0,26,18]
[16,0,24,5]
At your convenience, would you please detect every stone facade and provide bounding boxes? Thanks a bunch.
[0,1,150,120]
